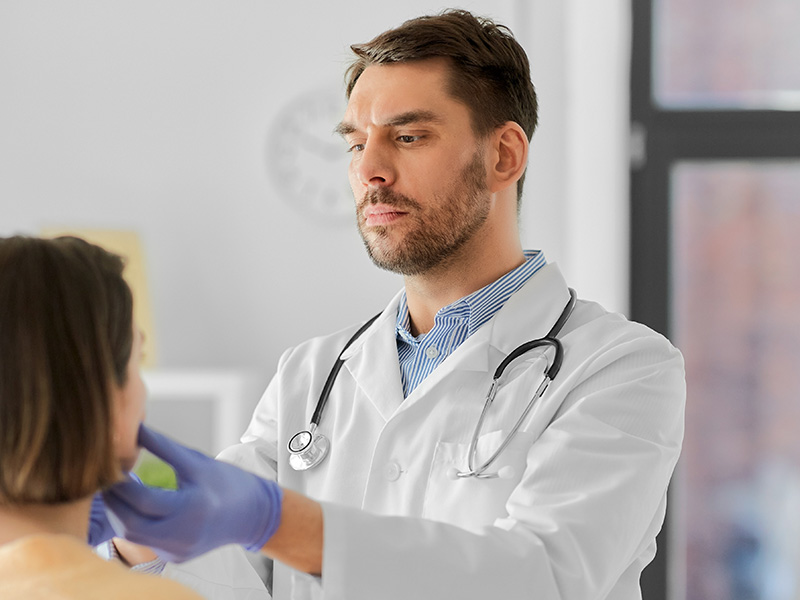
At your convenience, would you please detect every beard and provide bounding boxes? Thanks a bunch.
[356,150,490,276]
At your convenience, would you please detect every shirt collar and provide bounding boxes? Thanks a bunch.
[395,250,546,342]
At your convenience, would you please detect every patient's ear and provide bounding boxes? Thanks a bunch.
[487,122,528,194]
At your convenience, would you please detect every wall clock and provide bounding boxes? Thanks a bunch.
[267,88,354,224]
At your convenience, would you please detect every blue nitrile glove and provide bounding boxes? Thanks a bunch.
[88,472,144,546]
[102,425,283,563]
[88,492,116,546]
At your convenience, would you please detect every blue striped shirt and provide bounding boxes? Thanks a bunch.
[95,539,167,574]
[396,250,546,397]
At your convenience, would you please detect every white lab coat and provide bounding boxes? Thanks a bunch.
[167,263,685,600]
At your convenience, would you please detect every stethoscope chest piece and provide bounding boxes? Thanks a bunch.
[288,313,381,473]
[286,289,577,477]
[288,427,330,471]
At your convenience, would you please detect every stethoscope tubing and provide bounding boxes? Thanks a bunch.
[288,313,381,470]
[310,312,381,427]
[461,360,555,479]
[457,288,577,479]
[290,289,577,477]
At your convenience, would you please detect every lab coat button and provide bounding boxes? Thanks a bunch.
[425,345,439,359]
[383,462,402,481]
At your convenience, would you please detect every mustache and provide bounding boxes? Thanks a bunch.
[358,188,422,212]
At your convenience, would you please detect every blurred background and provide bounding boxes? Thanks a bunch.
[0,0,629,453]
[631,1,800,600]
[2,1,799,599]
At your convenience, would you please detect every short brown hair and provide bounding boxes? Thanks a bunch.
[0,236,133,505]
[345,9,538,203]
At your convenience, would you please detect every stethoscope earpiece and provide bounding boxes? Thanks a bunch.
[497,466,515,480]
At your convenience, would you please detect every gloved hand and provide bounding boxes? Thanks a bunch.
[88,492,116,546]
[88,472,144,546]
[102,425,283,563]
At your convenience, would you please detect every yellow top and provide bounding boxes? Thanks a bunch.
[0,534,203,600]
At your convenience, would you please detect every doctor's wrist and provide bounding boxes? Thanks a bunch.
[243,475,284,552]
[260,489,323,576]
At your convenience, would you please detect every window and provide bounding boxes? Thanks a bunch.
[631,2,800,600]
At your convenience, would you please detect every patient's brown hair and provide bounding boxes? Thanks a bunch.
[0,236,133,504]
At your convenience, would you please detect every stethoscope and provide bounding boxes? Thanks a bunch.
[288,289,577,479]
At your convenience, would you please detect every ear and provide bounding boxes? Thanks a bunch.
[486,122,529,195]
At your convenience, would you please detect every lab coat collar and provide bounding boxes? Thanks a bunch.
[339,289,407,421]
[401,263,572,399]
[340,288,404,362]
[338,264,572,420]
[486,263,572,355]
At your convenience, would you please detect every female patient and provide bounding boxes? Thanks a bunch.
[0,235,201,599]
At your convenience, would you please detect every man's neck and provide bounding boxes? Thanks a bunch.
[0,497,91,546]
[404,245,525,336]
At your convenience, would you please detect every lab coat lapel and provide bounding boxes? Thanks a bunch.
[402,263,572,406]
[340,291,406,422]
[337,265,572,420]
[488,263,572,356]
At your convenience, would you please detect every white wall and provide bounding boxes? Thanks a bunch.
[0,1,629,400]
[563,0,631,316]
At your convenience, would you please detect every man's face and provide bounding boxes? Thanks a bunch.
[338,59,491,276]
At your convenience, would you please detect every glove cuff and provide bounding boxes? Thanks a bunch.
[244,477,284,552]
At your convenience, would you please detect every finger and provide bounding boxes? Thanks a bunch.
[137,425,209,481]
[88,493,114,545]
[103,477,182,519]
[104,509,168,556]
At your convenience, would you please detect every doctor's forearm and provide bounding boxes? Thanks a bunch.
[261,489,323,576]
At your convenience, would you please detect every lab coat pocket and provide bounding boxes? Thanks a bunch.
[422,430,535,532]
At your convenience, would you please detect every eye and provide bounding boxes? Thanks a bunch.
[348,143,365,153]
[397,135,421,144]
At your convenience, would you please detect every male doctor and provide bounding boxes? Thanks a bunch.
[104,9,686,600]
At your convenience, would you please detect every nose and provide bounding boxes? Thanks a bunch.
[352,140,396,189]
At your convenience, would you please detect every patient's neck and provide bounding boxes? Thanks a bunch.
[0,496,92,546]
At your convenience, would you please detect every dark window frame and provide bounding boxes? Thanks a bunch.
[630,2,800,599]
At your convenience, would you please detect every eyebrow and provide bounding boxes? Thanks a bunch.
[334,110,443,137]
